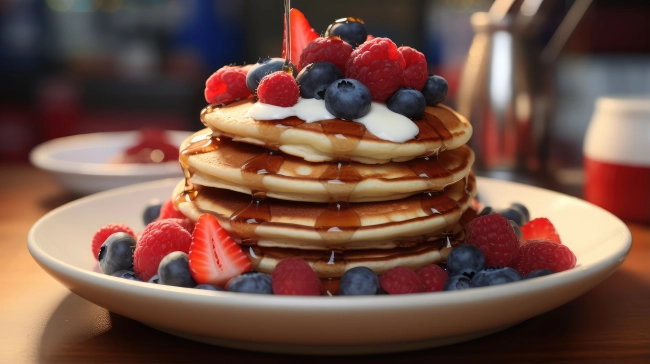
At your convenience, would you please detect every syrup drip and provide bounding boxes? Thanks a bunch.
[175,134,222,207]
[419,190,462,229]
[320,119,366,158]
[318,162,363,201]
[313,249,346,278]
[314,202,361,244]
[282,0,293,75]
[240,150,285,192]
[416,113,454,155]
[199,105,215,126]
[229,197,271,245]
[406,153,454,191]
[256,118,303,149]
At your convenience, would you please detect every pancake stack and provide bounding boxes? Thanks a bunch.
[173,99,475,282]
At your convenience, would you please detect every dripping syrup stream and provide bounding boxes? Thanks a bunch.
[282,0,293,75]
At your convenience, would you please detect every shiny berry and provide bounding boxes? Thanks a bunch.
[227,272,273,294]
[386,88,426,119]
[324,17,368,48]
[339,267,380,296]
[158,251,196,288]
[324,79,372,119]
[421,75,448,106]
[245,57,297,94]
[257,71,300,107]
[443,275,472,291]
[524,268,555,279]
[345,37,405,101]
[379,266,423,295]
[296,61,343,99]
[272,258,321,296]
[446,244,485,278]
[299,36,353,74]
[98,232,136,275]
[398,46,428,90]
[466,214,521,267]
[471,266,522,287]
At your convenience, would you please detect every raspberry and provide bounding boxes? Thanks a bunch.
[466,214,521,267]
[416,264,448,292]
[159,198,185,220]
[521,218,562,244]
[345,37,405,101]
[257,71,300,107]
[298,36,353,74]
[272,258,321,296]
[379,266,423,294]
[91,223,135,260]
[163,218,195,234]
[398,46,428,90]
[509,240,576,276]
[133,219,192,281]
[204,65,252,104]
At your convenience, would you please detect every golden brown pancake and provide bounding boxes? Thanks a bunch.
[201,99,473,164]
[174,173,476,250]
[181,129,475,203]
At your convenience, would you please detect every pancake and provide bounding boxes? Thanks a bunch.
[243,230,464,278]
[174,173,476,250]
[181,129,475,203]
[201,99,473,164]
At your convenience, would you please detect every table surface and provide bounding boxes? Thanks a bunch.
[2,164,649,363]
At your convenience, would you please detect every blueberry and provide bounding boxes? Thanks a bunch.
[143,199,162,226]
[339,267,380,296]
[148,274,160,284]
[386,88,426,119]
[296,61,343,99]
[511,203,530,224]
[478,206,494,216]
[158,252,196,288]
[421,75,448,106]
[195,284,224,291]
[471,266,522,288]
[98,232,136,275]
[111,270,142,281]
[227,272,273,294]
[524,269,554,279]
[246,57,297,94]
[498,207,526,226]
[446,244,485,278]
[443,275,472,291]
[324,17,368,48]
[324,79,372,120]
[510,220,523,242]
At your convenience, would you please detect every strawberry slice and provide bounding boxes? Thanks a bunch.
[521,217,562,244]
[188,214,251,287]
[282,8,319,68]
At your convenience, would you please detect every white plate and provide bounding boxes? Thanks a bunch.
[27,177,631,355]
[29,131,192,195]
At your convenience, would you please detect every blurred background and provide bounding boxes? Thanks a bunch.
[1,0,650,185]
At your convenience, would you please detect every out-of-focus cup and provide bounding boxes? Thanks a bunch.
[583,96,650,222]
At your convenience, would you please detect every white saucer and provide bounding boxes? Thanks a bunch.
[27,177,631,355]
[29,131,191,195]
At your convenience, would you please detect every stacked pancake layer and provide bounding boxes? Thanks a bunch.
[174,99,475,278]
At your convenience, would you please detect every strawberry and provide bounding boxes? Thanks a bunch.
[282,8,319,68]
[521,218,562,244]
[158,198,185,220]
[188,214,251,287]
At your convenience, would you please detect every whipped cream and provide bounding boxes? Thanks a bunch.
[247,98,420,143]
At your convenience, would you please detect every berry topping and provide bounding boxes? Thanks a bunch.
[117,128,179,164]
[446,244,485,278]
[158,251,196,288]
[296,61,343,99]
[324,79,372,119]
[133,219,192,281]
[282,8,319,67]
[227,272,273,294]
[246,58,297,95]
[272,258,321,296]
[386,88,426,119]
[98,232,136,276]
[148,274,159,284]
[365,34,375,42]
[398,46,428,90]
[204,65,252,105]
[339,267,380,296]
[299,36,353,74]
[159,198,186,220]
[511,203,530,222]
[443,275,472,291]
[91,223,136,260]
[194,284,224,291]
[257,71,300,107]
[345,37,405,101]
[163,218,195,234]
[417,264,449,292]
[523,268,555,279]
[509,240,576,276]
[379,266,423,295]
[188,214,251,287]
[421,75,448,106]
[143,199,162,226]
[466,214,521,267]
[470,266,522,288]
[111,270,142,281]
[498,204,530,226]
[521,218,562,244]
[325,17,368,48]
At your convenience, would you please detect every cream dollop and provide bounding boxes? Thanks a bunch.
[247,98,419,143]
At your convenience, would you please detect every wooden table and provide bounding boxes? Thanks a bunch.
[2,164,649,363]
